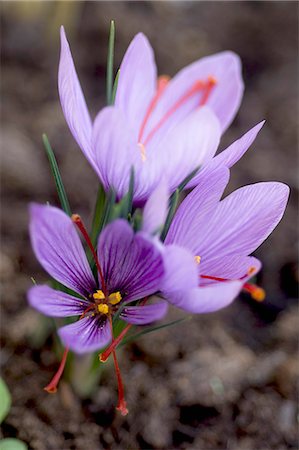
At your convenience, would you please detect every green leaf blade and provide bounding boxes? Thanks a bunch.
[106,20,115,105]
[42,134,71,216]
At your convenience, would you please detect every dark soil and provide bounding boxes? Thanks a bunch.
[1,2,298,449]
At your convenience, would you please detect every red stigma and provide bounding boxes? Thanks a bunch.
[99,297,148,363]
[200,274,266,302]
[138,75,170,142]
[99,323,132,362]
[72,214,106,294]
[108,316,129,416]
[44,347,69,394]
[139,75,217,145]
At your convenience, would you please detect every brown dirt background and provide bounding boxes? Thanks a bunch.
[1,2,298,449]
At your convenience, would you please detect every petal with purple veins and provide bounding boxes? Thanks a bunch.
[165,281,242,314]
[58,27,94,166]
[92,106,155,200]
[28,285,89,317]
[165,166,230,254]
[98,220,164,302]
[144,51,243,134]
[142,179,169,235]
[187,121,265,188]
[199,255,262,286]
[150,107,221,192]
[58,316,111,354]
[114,33,157,135]
[120,300,168,325]
[196,182,290,260]
[29,203,96,297]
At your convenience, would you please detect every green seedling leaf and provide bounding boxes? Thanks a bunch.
[111,69,120,104]
[91,183,106,247]
[0,378,11,424]
[0,438,27,450]
[176,166,200,193]
[106,20,115,105]
[42,134,71,216]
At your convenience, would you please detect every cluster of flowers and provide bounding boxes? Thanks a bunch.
[28,27,289,415]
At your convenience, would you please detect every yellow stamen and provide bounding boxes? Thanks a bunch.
[138,142,147,162]
[194,255,201,264]
[97,304,109,315]
[93,290,105,300]
[109,292,122,305]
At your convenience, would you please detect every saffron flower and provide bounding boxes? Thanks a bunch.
[59,27,243,201]
[160,164,290,313]
[28,204,167,414]
[28,204,167,351]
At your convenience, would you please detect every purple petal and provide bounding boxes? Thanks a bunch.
[165,166,230,254]
[144,51,243,135]
[142,179,169,235]
[120,299,168,325]
[213,121,265,169]
[199,255,262,286]
[28,285,89,317]
[98,220,164,302]
[150,107,221,191]
[187,121,265,188]
[92,106,156,201]
[58,27,94,166]
[165,281,242,314]
[58,316,111,354]
[161,245,198,295]
[114,33,157,135]
[196,182,290,260]
[29,203,96,297]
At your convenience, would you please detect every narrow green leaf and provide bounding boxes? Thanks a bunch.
[106,20,115,105]
[160,188,179,241]
[91,183,106,247]
[177,166,200,193]
[131,209,143,232]
[0,438,27,450]
[120,316,190,347]
[42,134,71,216]
[0,378,11,424]
[111,69,120,104]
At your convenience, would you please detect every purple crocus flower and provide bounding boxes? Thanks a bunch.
[59,27,243,201]
[27,204,168,413]
[159,164,290,313]
[28,204,167,353]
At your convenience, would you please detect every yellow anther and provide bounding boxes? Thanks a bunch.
[194,255,201,264]
[108,291,122,305]
[97,304,109,315]
[138,142,147,162]
[251,287,266,302]
[93,290,105,300]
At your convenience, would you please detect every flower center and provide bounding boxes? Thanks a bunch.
[92,289,122,316]
[138,74,217,154]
